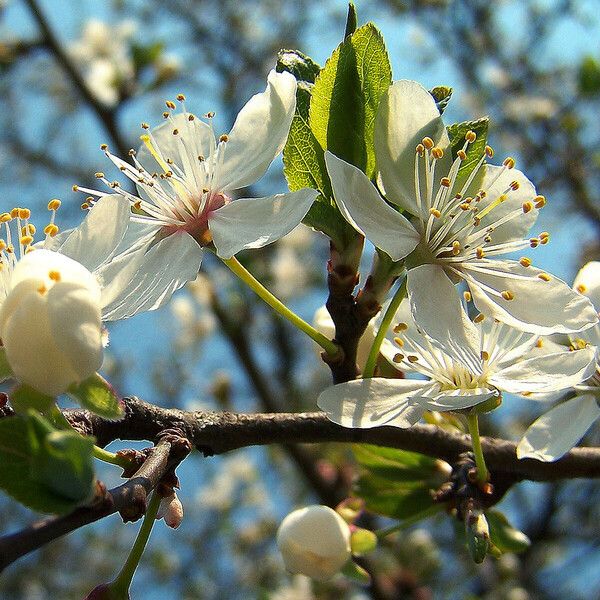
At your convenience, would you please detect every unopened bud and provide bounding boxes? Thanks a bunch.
[466,510,490,564]
[156,492,184,529]
[276,505,351,581]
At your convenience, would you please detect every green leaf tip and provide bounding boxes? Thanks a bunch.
[344,2,358,39]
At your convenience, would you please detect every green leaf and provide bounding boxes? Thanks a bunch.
[276,49,321,84]
[283,83,356,248]
[578,56,600,96]
[28,412,96,503]
[0,347,13,382]
[132,42,164,70]
[447,117,489,185]
[487,510,531,554]
[10,384,55,413]
[309,22,392,179]
[344,2,358,39]
[429,86,453,115]
[0,413,94,513]
[350,527,378,556]
[341,560,371,584]
[68,373,122,419]
[353,444,438,481]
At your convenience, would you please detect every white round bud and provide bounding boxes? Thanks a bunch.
[276,505,351,581]
[0,249,103,396]
[156,492,184,529]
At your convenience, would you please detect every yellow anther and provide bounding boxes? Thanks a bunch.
[522,202,533,213]
[535,339,543,348]
[393,353,404,363]
[176,93,186,102]
[100,143,108,151]
[19,208,31,219]
[0,213,11,223]
[47,199,61,211]
[37,284,47,295]
[393,322,408,333]
[457,149,467,161]
[188,114,195,121]
[503,157,516,169]
[133,200,142,210]
[165,100,176,110]
[394,337,405,347]
[44,224,59,237]
[460,203,470,211]
[475,247,485,259]
[422,137,434,149]
[465,130,477,143]
[501,290,515,301]
[22,224,35,235]
[162,112,170,119]
[473,314,485,325]
[172,128,179,135]
[141,122,150,130]
[481,350,490,361]
[429,208,441,218]
[48,270,61,282]
[485,145,494,158]
[463,291,472,302]
[538,272,551,282]
[510,180,520,191]
[407,355,419,363]
[219,134,229,143]
[415,143,425,156]
[440,176,451,188]
[452,241,461,255]
[0,240,5,251]
[72,184,79,192]
[10,208,19,218]
[576,284,587,294]
[519,257,532,267]
[81,202,90,210]
[534,195,546,208]
[95,172,105,179]
[431,147,444,159]
[20,235,33,246]
[530,238,539,248]
[205,111,215,119]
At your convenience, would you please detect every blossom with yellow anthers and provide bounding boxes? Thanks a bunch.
[317,296,596,431]
[323,79,597,336]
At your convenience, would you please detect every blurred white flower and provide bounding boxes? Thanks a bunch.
[504,95,558,121]
[276,505,351,581]
[272,247,307,299]
[270,575,314,600]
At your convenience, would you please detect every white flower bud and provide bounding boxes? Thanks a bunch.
[156,492,184,529]
[0,249,103,396]
[276,505,351,581]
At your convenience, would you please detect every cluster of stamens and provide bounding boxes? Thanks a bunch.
[73,94,230,243]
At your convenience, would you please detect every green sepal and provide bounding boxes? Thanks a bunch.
[350,527,378,556]
[429,86,453,114]
[487,510,531,554]
[0,412,95,513]
[341,560,371,584]
[309,22,392,179]
[276,49,321,84]
[68,373,123,419]
[447,117,489,186]
[10,384,55,413]
[0,347,13,383]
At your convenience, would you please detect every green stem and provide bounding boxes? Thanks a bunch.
[49,404,131,469]
[362,277,407,378]
[467,413,489,484]
[375,504,442,539]
[222,255,339,356]
[110,491,162,599]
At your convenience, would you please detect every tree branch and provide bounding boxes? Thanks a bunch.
[64,396,600,482]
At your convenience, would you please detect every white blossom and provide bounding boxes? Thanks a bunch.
[517,261,600,461]
[324,80,597,337]
[276,505,351,581]
[317,294,596,429]
[81,71,317,310]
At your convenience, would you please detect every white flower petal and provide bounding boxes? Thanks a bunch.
[573,261,600,309]
[136,112,216,175]
[469,165,538,244]
[217,70,297,191]
[209,189,318,259]
[407,264,481,371]
[491,347,597,394]
[463,259,598,334]
[317,378,429,429]
[57,195,131,272]
[324,152,420,261]
[374,80,451,215]
[517,394,600,461]
[418,387,499,411]
[100,232,203,320]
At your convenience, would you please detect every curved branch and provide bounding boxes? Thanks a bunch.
[66,396,600,482]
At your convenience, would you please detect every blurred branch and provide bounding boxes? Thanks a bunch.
[0,433,190,574]
[23,0,130,158]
